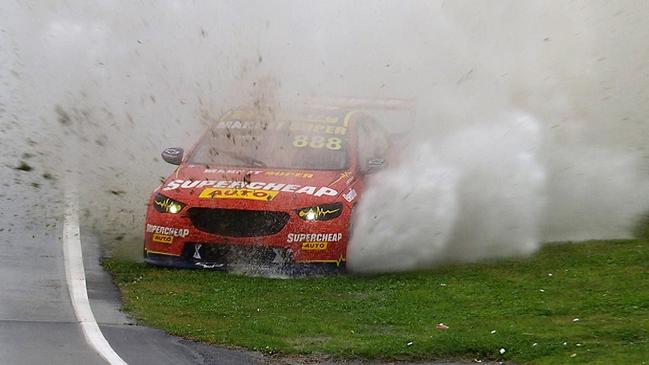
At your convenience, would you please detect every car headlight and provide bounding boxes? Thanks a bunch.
[153,193,185,214]
[296,203,343,221]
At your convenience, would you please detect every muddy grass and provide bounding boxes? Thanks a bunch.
[104,239,649,365]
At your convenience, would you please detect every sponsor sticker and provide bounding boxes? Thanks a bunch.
[215,120,281,130]
[199,188,279,201]
[203,169,264,175]
[146,224,190,238]
[301,242,328,250]
[331,170,353,185]
[289,123,346,135]
[214,119,346,135]
[163,179,338,197]
[265,171,314,178]
[287,233,343,243]
[201,169,313,179]
[343,189,357,203]
[297,204,342,221]
[152,233,173,244]
[292,135,343,151]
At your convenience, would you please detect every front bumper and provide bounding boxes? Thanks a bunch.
[143,205,349,272]
[144,249,346,275]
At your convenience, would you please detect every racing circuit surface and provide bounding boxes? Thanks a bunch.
[0,185,265,365]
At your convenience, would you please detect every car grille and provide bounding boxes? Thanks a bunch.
[182,243,292,265]
[187,208,290,237]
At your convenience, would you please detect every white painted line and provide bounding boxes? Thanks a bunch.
[63,191,128,365]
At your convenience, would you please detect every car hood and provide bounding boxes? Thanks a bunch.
[157,164,355,209]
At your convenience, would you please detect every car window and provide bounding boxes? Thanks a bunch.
[190,120,349,170]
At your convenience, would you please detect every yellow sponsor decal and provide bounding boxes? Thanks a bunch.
[301,242,328,251]
[152,233,173,244]
[342,111,359,127]
[145,249,181,257]
[297,206,341,220]
[265,171,314,179]
[289,122,347,135]
[301,255,346,266]
[199,188,279,201]
[292,135,343,151]
[331,170,353,185]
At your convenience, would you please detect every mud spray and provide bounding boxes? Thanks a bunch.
[1,1,648,271]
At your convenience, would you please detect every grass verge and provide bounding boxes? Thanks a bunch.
[104,240,649,364]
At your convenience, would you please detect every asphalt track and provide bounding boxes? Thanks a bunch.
[0,188,264,365]
[0,187,477,365]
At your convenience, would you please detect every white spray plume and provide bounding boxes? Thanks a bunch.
[348,112,547,272]
[347,1,649,272]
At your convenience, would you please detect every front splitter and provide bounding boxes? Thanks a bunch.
[144,252,346,277]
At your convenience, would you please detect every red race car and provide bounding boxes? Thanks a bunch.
[143,105,396,273]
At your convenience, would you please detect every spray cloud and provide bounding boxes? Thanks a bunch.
[347,1,649,272]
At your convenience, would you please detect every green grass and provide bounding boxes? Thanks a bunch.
[104,240,649,364]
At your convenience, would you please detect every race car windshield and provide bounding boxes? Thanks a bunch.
[190,123,348,170]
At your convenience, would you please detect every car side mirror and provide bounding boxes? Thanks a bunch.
[161,147,184,165]
[360,158,385,175]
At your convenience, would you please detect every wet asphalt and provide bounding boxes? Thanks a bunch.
[0,182,264,365]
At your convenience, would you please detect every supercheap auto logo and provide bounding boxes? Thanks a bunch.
[301,242,328,250]
[146,224,189,238]
[163,179,338,197]
[287,233,343,243]
[152,233,173,244]
[199,188,279,201]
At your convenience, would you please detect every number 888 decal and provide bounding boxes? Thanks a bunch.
[293,135,342,150]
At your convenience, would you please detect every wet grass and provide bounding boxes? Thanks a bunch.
[104,239,649,364]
